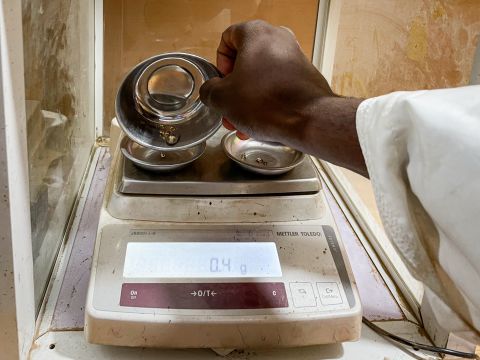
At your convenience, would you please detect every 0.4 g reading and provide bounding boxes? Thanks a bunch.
[124,242,282,278]
[210,257,247,275]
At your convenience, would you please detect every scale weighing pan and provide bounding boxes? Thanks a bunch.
[222,131,305,175]
[120,136,206,172]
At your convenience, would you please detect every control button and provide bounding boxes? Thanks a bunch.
[289,282,316,308]
[317,282,343,306]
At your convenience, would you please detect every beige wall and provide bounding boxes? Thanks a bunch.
[332,0,480,98]
[330,0,480,228]
[103,0,320,133]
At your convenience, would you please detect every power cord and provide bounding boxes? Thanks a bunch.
[363,317,478,359]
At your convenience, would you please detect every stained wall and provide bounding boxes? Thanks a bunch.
[332,0,480,97]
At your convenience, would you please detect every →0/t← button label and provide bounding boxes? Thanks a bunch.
[317,282,343,306]
[289,282,316,308]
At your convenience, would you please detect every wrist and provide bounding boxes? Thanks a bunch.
[298,95,368,176]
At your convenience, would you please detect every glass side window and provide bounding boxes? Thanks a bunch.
[22,0,94,309]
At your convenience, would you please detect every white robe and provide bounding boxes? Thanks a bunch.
[356,85,480,331]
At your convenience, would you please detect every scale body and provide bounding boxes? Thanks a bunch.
[85,129,362,349]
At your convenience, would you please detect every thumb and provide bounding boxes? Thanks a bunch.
[199,77,230,112]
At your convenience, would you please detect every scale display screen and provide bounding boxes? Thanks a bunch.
[123,242,282,278]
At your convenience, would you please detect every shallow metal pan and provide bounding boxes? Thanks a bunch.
[221,132,305,175]
[120,136,206,172]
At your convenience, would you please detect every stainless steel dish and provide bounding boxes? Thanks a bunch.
[221,132,305,175]
[116,53,222,151]
[120,136,206,172]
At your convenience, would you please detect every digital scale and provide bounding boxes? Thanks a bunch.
[84,128,362,349]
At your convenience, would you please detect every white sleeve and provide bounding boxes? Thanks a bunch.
[356,85,480,330]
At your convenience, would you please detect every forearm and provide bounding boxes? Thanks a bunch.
[282,96,368,177]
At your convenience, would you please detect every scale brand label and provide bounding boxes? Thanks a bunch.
[120,283,288,309]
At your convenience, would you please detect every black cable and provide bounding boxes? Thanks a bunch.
[363,317,478,359]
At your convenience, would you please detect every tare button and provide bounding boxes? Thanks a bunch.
[317,282,343,306]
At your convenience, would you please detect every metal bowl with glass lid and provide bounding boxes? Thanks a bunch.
[116,53,222,171]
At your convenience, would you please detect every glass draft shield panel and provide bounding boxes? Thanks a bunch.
[22,0,94,309]
[124,242,282,278]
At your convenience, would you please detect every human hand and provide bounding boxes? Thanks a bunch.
[200,20,367,177]
[200,20,334,142]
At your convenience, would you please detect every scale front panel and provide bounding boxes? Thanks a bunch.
[92,224,358,317]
